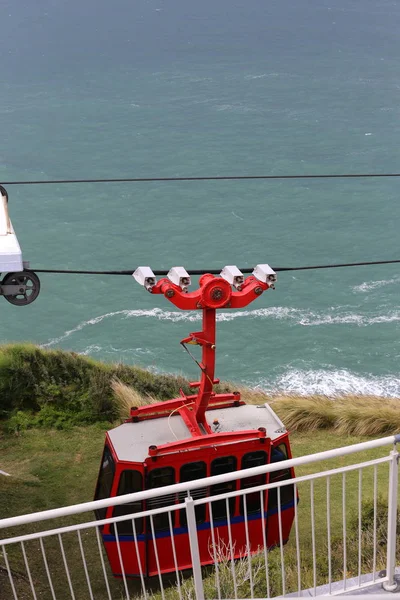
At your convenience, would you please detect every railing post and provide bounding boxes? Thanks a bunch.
[185,494,205,600]
[383,441,399,592]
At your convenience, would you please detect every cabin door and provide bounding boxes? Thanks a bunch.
[107,468,147,578]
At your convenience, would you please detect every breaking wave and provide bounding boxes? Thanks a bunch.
[214,103,259,113]
[257,367,400,398]
[79,344,154,358]
[41,310,130,347]
[244,73,269,79]
[352,276,400,293]
[42,305,400,348]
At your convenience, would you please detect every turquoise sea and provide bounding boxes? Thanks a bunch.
[1,0,400,396]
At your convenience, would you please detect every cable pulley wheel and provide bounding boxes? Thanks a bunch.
[200,278,231,309]
[2,271,40,306]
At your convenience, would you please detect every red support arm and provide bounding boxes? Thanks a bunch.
[149,273,270,427]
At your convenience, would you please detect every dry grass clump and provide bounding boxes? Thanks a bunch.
[111,378,158,419]
[235,385,400,436]
[270,395,337,431]
[112,378,400,436]
[334,395,400,436]
[268,394,400,436]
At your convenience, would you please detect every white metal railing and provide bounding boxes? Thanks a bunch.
[1,434,399,600]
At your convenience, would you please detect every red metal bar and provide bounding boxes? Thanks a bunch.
[147,427,267,457]
[143,273,270,428]
[194,308,216,424]
[128,392,243,422]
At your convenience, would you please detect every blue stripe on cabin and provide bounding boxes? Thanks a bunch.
[102,499,296,542]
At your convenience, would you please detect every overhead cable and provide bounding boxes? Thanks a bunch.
[33,259,400,276]
[3,172,400,185]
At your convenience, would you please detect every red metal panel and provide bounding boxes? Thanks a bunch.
[104,539,146,578]
[145,438,271,575]
[266,508,295,548]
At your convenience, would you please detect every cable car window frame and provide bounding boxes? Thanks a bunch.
[111,469,144,536]
[210,456,237,521]
[179,461,207,526]
[94,445,115,521]
[240,451,268,515]
[268,443,295,511]
[147,467,176,532]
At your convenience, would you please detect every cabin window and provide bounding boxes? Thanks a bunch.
[271,443,287,462]
[111,470,143,536]
[147,467,175,532]
[179,462,207,526]
[240,451,268,515]
[94,446,115,521]
[268,444,294,511]
[210,457,237,521]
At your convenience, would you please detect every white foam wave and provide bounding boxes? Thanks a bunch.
[244,74,268,79]
[188,77,213,83]
[244,73,281,79]
[80,344,103,356]
[79,344,154,358]
[41,310,131,348]
[217,307,400,326]
[42,305,400,348]
[297,311,400,326]
[110,346,153,356]
[214,103,258,113]
[258,368,400,398]
[352,277,400,293]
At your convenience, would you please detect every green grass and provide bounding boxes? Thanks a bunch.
[0,425,120,600]
[0,427,395,600]
[1,345,399,599]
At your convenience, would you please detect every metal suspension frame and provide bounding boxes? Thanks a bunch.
[129,272,272,440]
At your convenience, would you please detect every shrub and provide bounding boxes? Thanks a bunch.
[0,344,191,428]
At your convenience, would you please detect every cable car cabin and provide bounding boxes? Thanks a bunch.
[94,265,297,577]
[0,185,40,306]
[95,402,296,578]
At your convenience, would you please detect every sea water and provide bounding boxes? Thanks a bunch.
[1,0,400,396]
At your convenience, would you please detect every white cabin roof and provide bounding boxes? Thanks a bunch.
[108,403,286,463]
[0,192,23,272]
[108,415,190,463]
[0,220,23,272]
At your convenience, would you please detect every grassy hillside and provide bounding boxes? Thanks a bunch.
[1,343,400,437]
[0,427,394,600]
[1,344,399,599]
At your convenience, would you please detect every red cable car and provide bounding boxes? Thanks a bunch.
[94,265,297,578]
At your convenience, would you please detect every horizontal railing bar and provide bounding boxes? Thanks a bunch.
[277,577,389,599]
[289,591,389,600]
[330,576,389,595]
[193,455,391,505]
[0,435,397,531]
[0,454,391,546]
[0,503,186,546]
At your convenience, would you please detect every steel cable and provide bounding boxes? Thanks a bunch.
[3,172,400,185]
[31,259,400,276]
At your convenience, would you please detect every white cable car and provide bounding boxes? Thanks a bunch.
[0,186,40,305]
